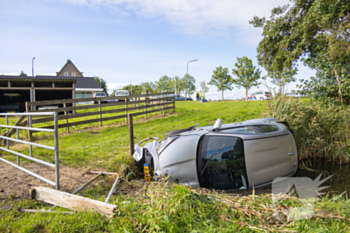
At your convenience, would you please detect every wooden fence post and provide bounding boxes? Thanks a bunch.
[63,102,69,133]
[163,94,165,116]
[145,96,147,119]
[25,102,32,141]
[98,99,102,127]
[128,114,134,156]
[173,94,175,114]
[125,100,128,123]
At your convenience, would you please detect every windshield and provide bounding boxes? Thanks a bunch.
[198,136,247,190]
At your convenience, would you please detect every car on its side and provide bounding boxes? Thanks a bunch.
[247,91,271,101]
[133,118,298,190]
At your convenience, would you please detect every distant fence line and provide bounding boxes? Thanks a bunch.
[24,92,175,136]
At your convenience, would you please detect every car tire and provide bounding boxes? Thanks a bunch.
[260,97,264,100]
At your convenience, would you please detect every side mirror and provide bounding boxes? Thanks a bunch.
[213,118,222,131]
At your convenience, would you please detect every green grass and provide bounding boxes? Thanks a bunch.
[1,180,349,232]
[1,100,350,232]
[1,100,266,171]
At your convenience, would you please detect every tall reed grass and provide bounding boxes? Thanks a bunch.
[263,97,350,163]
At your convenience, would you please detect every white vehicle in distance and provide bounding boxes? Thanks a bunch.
[114,90,129,102]
[93,92,108,104]
[247,91,271,101]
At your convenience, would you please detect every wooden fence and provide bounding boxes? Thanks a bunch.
[25,92,175,135]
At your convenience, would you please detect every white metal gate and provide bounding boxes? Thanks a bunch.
[0,112,60,189]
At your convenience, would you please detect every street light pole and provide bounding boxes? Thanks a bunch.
[32,57,36,77]
[185,59,197,101]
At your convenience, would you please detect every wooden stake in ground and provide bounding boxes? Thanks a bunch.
[28,187,118,217]
[128,114,134,155]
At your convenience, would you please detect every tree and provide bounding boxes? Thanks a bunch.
[94,76,108,96]
[250,0,350,104]
[208,66,233,101]
[19,70,27,76]
[140,82,156,94]
[199,81,209,98]
[171,76,185,95]
[122,84,143,95]
[231,56,261,99]
[155,75,173,93]
[265,66,298,95]
[182,74,196,100]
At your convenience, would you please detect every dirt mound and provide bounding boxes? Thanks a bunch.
[0,162,105,199]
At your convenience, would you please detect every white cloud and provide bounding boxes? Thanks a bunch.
[59,0,289,40]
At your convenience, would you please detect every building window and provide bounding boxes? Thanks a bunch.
[72,72,76,77]
[64,72,68,76]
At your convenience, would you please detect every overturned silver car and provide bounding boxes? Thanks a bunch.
[133,118,298,190]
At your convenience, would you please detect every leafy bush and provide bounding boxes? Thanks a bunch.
[263,97,350,163]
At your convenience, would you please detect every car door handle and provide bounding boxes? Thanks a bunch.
[288,152,295,156]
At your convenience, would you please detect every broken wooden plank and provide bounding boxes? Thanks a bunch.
[28,187,118,216]
[21,209,75,215]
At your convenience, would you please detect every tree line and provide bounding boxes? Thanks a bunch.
[250,0,350,105]
[95,55,298,101]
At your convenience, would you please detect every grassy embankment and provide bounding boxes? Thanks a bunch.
[1,100,350,232]
[1,100,265,172]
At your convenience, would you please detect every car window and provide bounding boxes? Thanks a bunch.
[96,93,106,97]
[220,125,279,134]
[264,92,270,95]
[198,136,247,190]
[116,91,129,95]
[257,92,263,94]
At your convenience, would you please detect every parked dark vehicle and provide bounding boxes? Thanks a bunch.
[133,118,298,190]
[175,95,192,101]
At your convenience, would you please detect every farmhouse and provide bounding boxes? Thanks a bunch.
[0,60,103,112]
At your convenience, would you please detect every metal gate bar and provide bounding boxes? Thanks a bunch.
[0,112,60,189]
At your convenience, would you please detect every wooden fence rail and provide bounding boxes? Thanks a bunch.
[25,92,175,135]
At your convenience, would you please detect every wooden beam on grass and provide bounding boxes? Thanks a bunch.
[28,187,118,217]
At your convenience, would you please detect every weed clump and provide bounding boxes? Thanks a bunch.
[263,97,350,163]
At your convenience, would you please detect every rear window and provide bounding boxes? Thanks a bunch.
[116,91,129,95]
[220,125,279,134]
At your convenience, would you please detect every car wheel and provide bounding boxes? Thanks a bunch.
[260,97,264,100]
[246,98,249,101]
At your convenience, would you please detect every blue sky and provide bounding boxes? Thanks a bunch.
[0,0,315,100]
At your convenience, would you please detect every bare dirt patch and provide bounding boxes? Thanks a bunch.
[0,162,107,199]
